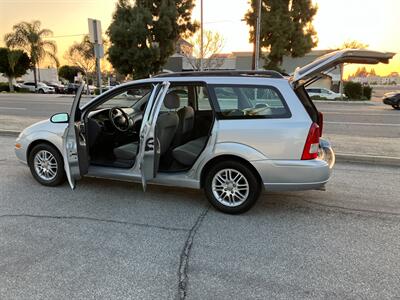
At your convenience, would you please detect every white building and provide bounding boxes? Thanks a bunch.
[0,68,59,84]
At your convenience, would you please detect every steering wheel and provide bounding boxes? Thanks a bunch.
[109,107,130,132]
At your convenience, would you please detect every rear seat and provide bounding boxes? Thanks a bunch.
[172,136,208,166]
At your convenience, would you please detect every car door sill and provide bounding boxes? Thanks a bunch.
[86,165,200,189]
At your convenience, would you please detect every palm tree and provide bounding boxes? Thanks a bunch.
[4,20,59,90]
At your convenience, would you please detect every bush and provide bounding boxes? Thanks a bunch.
[344,81,373,100]
[344,81,362,99]
[0,82,9,92]
[362,85,372,100]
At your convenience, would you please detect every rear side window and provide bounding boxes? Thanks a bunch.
[209,84,291,119]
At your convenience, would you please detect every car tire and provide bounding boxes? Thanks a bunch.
[204,160,261,214]
[28,143,66,186]
[38,89,44,94]
[392,102,400,110]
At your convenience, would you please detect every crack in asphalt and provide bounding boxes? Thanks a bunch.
[178,206,210,300]
[299,198,400,217]
[0,214,189,232]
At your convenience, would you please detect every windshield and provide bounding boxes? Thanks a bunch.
[95,86,153,111]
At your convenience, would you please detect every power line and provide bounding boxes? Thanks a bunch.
[204,19,244,24]
[43,33,86,39]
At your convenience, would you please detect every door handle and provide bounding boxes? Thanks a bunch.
[145,138,154,151]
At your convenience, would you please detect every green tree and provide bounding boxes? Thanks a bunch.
[107,0,198,79]
[58,65,84,83]
[245,0,318,71]
[0,48,30,92]
[341,40,368,50]
[4,20,59,89]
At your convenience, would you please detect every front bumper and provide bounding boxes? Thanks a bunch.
[383,98,396,105]
[15,136,27,164]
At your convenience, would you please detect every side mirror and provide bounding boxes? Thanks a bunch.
[50,113,69,123]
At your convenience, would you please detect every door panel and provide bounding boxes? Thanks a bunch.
[62,84,89,189]
[138,81,170,191]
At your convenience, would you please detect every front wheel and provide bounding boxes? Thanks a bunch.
[392,103,400,110]
[204,161,261,214]
[28,143,66,186]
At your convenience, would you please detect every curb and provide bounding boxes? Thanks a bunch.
[0,130,20,137]
[314,100,376,105]
[336,153,400,167]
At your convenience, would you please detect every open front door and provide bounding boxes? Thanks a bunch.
[138,81,170,191]
[291,49,395,88]
[63,84,89,189]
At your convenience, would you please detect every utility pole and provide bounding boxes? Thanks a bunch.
[200,0,204,71]
[254,0,262,70]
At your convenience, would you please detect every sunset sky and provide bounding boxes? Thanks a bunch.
[0,0,399,76]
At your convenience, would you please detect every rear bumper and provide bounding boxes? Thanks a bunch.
[251,159,331,192]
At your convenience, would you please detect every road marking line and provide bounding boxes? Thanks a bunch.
[0,107,27,110]
[326,121,400,127]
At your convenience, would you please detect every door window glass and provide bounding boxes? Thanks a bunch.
[211,85,291,119]
[196,86,212,110]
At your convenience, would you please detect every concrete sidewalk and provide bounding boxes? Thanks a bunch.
[1,114,399,166]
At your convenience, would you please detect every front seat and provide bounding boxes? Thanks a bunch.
[155,92,180,157]
[172,106,195,147]
[113,92,180,161]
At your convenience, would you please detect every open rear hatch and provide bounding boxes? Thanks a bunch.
[290,49,395,88]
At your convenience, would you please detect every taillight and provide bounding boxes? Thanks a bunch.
[317,112,323,137]
[302,123,320,160]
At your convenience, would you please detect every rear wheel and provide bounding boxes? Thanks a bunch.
[392,102,400,110]
[204,160,261,214]
[28,143,66,186]
[38,89,45,94]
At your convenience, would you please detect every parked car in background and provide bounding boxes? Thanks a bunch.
[43,81,65,94]
[382,92,400,110]
[306,87,345,100]
[85,84,96,94]
[20,82,55,94]
[66,83,80,94]
[14,50,394,214]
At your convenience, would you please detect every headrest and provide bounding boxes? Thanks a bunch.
[164,92,180,109]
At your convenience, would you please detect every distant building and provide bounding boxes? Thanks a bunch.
[349,73,400,85]
[0,67,59,84]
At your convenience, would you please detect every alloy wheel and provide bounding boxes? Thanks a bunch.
[211,168,249,207]
[33,150,58,181]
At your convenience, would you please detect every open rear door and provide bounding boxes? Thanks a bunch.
[62,84,89,189]
[138,81,170,191]
[291,49,395,88]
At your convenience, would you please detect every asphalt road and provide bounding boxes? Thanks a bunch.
[1,135,400,299]
[0,94,399,138]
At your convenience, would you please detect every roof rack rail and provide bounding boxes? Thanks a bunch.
[154,70,285,79]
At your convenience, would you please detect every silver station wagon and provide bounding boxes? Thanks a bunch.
[15,50,394,214]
